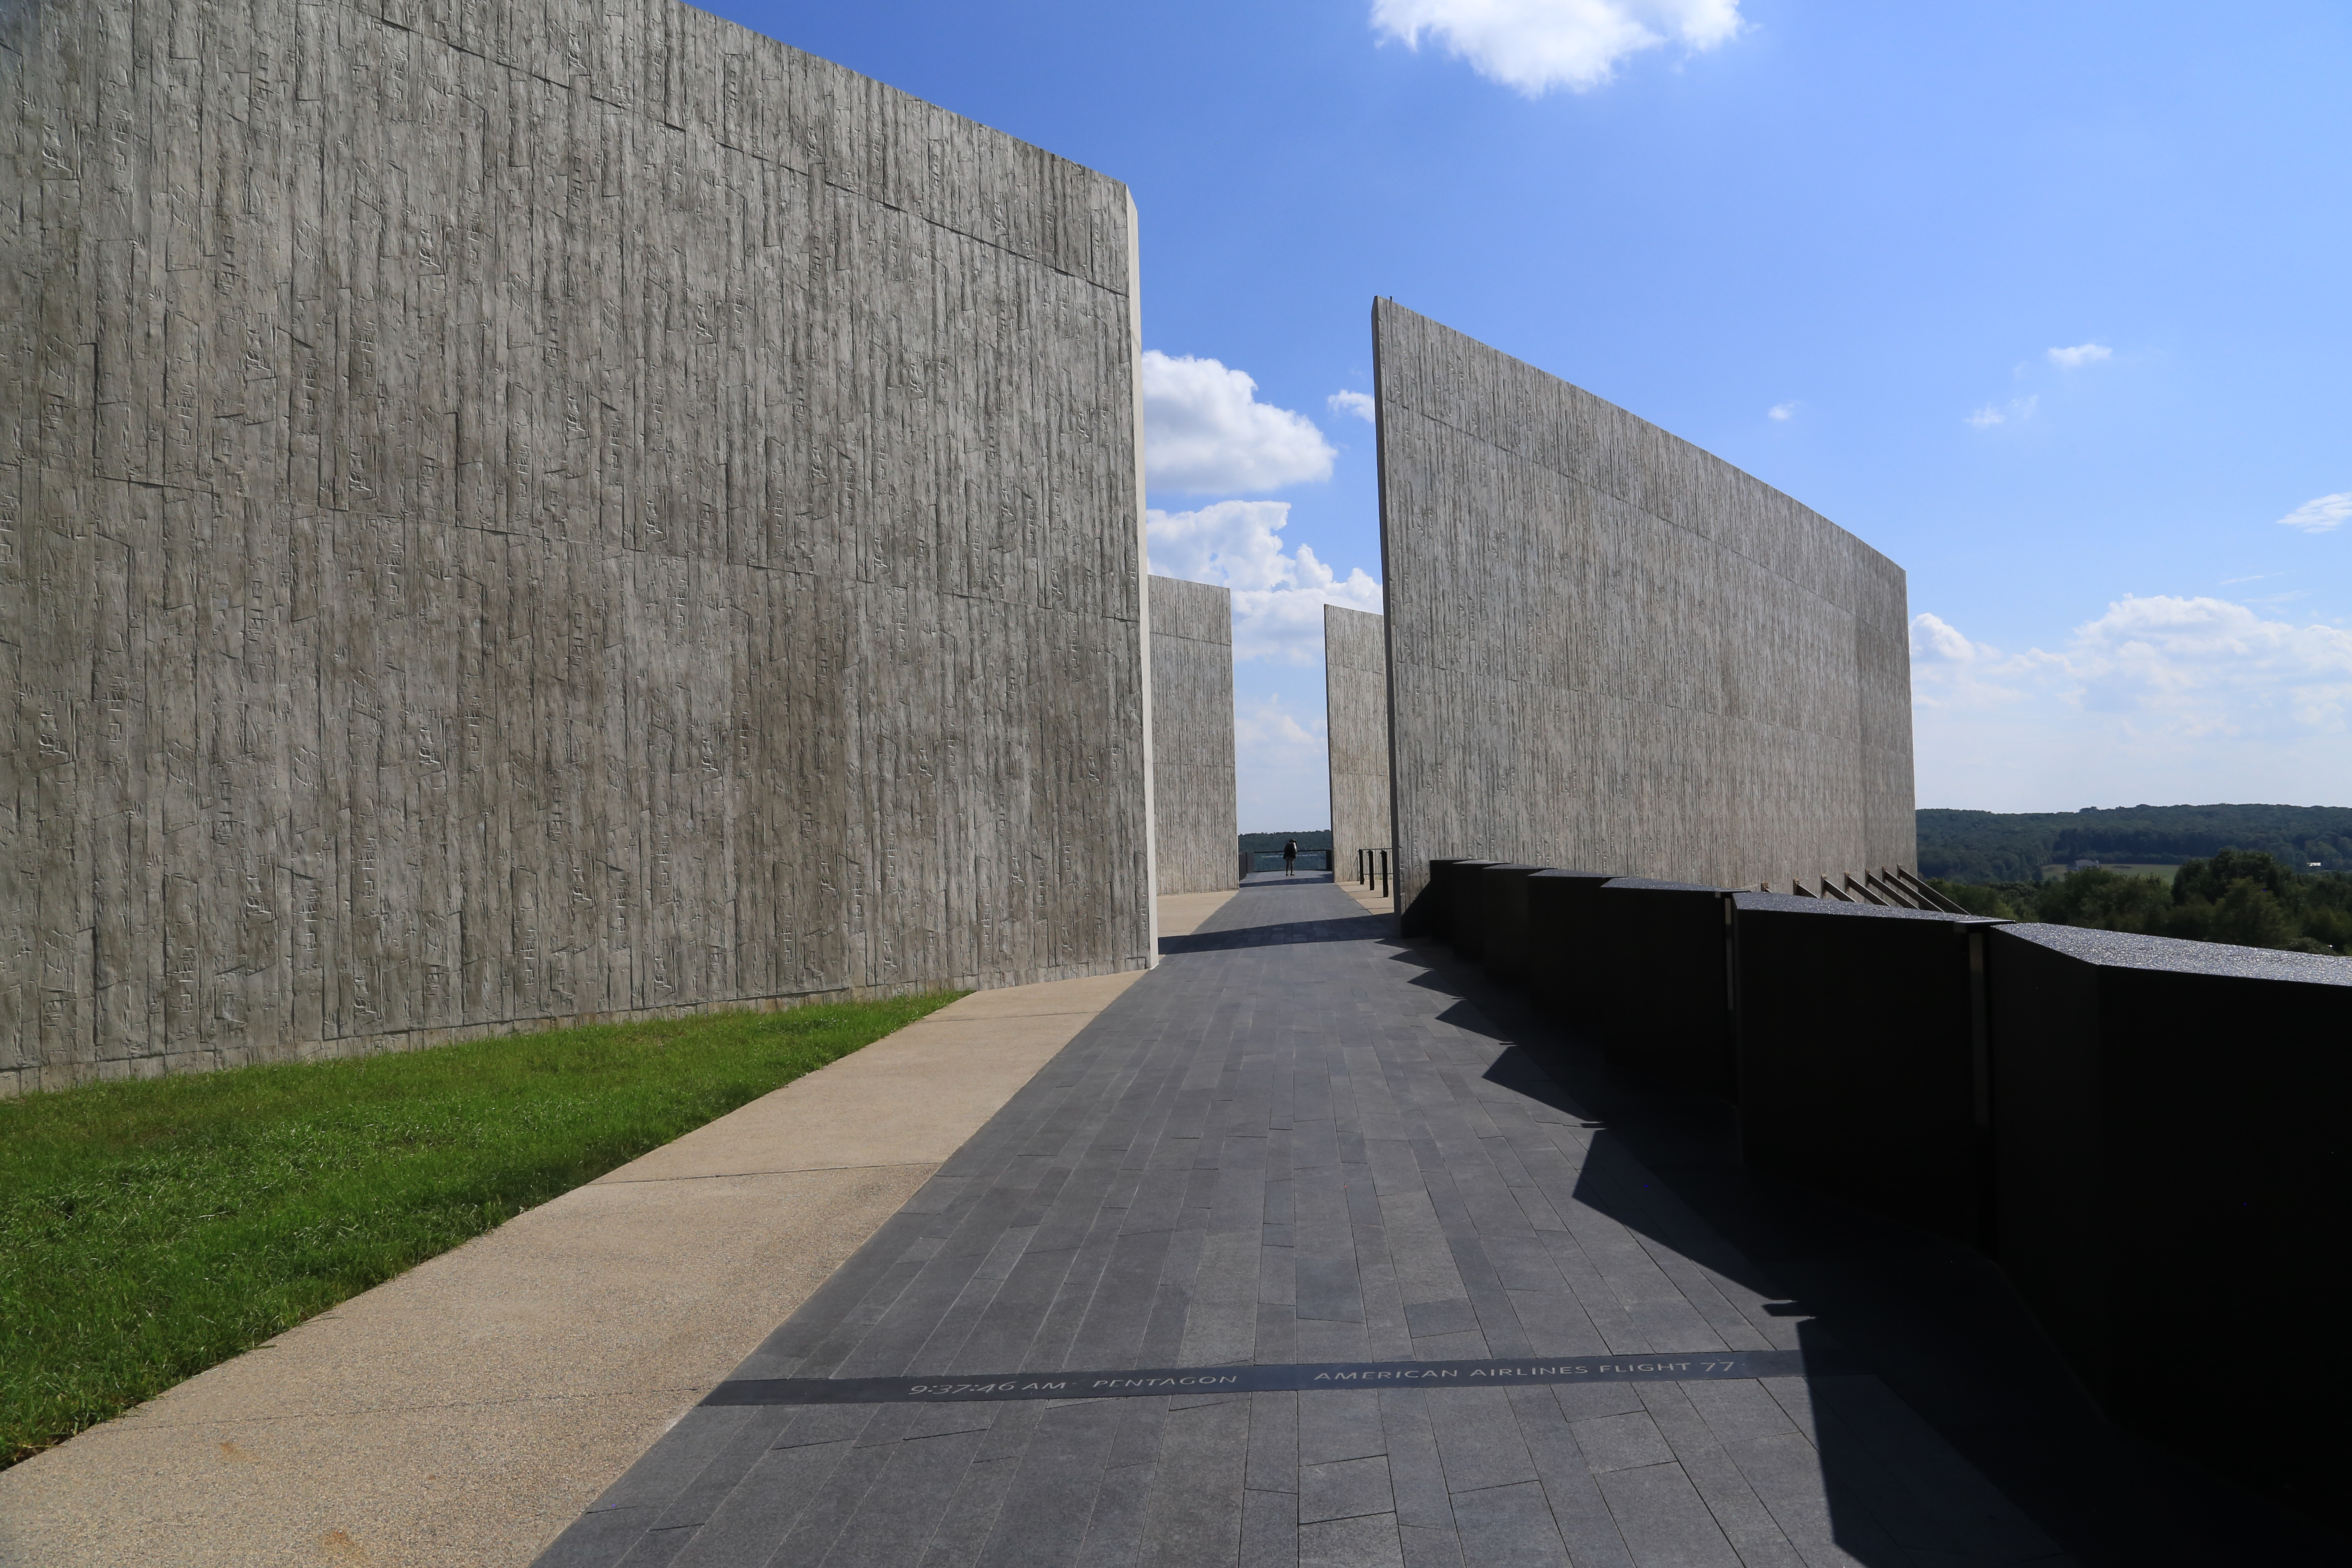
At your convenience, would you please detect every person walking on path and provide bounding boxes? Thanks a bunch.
[1282,838,1298,877]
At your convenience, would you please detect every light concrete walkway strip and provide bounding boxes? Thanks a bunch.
[591,971,1147,1187]
[1155,886,1237,937]
[0,964,1155,1568]
[1337,874,1394,917]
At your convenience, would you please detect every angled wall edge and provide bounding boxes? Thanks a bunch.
[1373,300,1915,919]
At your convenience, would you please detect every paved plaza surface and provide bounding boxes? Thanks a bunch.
[540,875,2332,1568]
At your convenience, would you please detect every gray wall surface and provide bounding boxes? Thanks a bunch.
[0,0,1153,1092]
[1324,605,1392,886]
[1374,301,1915,916]
[1148,576,1237,895]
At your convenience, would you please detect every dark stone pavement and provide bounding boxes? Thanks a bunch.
[536,873,2338,1567]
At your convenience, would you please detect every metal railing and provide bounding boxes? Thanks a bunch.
[1353,847,1393,898]
[1244,850,1329,874]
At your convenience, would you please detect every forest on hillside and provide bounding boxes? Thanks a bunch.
[1929,850,2352,957]
[1917,803,2352,883]
[1239,831,1332,854]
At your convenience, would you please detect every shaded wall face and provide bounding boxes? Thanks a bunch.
[0,0,1151,1091]
[1148,576,1238,895]
[1324,605,1392,884]
[1373,302,1915,913]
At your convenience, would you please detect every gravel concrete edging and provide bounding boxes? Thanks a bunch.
[0,955,1186,1568]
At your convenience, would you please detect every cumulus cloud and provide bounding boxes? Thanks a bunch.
[1147,500,1384,664]
[1910,599,2352,809]
[1235,694,1326,753]
[1142,351,1334,494]
[1370,0,1742,96]
[2047,343,2112,368]
[1328,390,1377,423]
[1921,597,2352,726]
[1908,612,2028,710]
[1909,612,1979,665]
[2277,492,2351,534]
[2053,596,2352,731]
[1966,395,2038,429]
[1767,402,1797,422]
[1232,694,1333,832]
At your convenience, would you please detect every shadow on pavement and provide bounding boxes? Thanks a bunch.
[1158,910,1394,955]
[1396,931,2342,1567]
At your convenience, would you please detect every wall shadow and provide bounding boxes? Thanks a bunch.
[1395,937,2340,1566]
[1159,876,1391,956]
[1158,911,1395,955]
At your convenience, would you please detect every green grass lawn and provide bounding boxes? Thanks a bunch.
[0,991,962,1468]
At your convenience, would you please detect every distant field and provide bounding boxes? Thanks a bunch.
[1920,803,2350,883]
[2040,863,2180,884]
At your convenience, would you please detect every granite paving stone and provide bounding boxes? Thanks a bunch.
[1072,1455,1158,1565]
[1303,1455,1401,1523]
[533,876,2330,1568]
[1592,1463,1746,1568]
[1448,1479,1572,1567]
[1398,1523,1468,1568]
[1505,1390,1639,1568]
[663,1448,846,1568]
[1302,1512,1411,1568]
[1242,1487,1304,1567]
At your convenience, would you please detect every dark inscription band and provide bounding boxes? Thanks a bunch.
[702,1349,1852,1407]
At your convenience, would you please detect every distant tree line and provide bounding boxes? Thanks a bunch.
[1930,850,2352,956]
[1918,803,2352,884]
[1238,831,1332,854]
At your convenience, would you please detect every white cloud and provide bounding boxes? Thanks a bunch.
[1908,612,2028,711]
[1142,351,1334,494]
[1146,500,1384,664]
[2277,492,2351,534]
[1767,402,1797,422]
[1909,612,1980,665]
[1236,695,1323,749]
[2055,596,2352,729]
[1911,599,2352,810]
[1370,0,1742,97]
[1233,694,1332,833]
[1966,395,2038,429]
[2046,343,2113,368]
[1328,390,1377,423]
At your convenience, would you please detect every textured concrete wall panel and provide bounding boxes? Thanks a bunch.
[1374,302,1915,913]
[1323,606,1392,885]
[1148,576,1237,895]
[0,0,1151,1091]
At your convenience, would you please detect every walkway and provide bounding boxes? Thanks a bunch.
[0,964,1179,1568]
[536,873,2328,1567]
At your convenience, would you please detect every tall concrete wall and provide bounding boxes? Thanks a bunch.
[0,0,1154,1093]
[1324,605,1392,886]
[1373,301,1915,919]
[1148,576,1237,895]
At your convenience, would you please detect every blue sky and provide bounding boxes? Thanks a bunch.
[708,0,2351,827]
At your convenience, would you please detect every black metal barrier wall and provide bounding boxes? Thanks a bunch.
[1477,864,1546,982]
[1407,857,2352,1517]
[1731,893,2000,1248]
[1588,878,1739,1101]
[1984,923,2347,1513]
